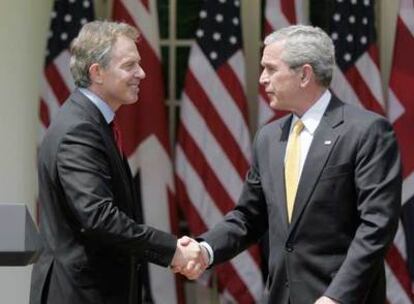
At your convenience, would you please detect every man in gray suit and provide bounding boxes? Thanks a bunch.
[178,25,402,304]
[30,21,206,304]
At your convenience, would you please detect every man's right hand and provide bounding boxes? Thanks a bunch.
[170,236,208,280]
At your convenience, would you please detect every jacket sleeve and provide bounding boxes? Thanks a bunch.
[324,116,402,303]
[56,122,177,267]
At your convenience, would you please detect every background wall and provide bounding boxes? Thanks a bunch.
[0,0,399,303]
[0,0,52,303]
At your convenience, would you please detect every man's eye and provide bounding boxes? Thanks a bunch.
[124,63,136,70]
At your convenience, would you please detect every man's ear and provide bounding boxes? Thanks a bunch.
[89,63,103,85]
[300,64,313,87]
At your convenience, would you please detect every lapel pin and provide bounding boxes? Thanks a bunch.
[324,140,332,145]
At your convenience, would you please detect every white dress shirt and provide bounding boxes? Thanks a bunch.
[79,88,115,124]
[287,90,331,179]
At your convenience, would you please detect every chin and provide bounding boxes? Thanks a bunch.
[127,95,139,104]
[269,100,280,110]
[270,99,289,112]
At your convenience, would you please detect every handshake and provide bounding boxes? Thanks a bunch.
[170,236,210,280]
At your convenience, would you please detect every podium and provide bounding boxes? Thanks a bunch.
[0,203,41,266]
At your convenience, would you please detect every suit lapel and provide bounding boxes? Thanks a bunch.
[289,97,344,232]
[269,116,292,234]
[71,90,128,179]
[70,89,136,215]
[101,121,137,216]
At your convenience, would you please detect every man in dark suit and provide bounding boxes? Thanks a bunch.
[30,21,206,304]
[177,25,402,304]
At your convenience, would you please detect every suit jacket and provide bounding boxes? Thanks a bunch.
[30,89,177,304]
[200,96,401,304]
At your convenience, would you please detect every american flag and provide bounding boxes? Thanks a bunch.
[326,0,413,303]
[258,0,307,126]
[387,0,414,302]
[175,0,263,302]
[112,0,183,303]
[38,0,94,224]
[328,0,385,113]
[39,0,94,137]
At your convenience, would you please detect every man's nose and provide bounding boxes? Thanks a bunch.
[259,70,268,85]
[135,66,146,79]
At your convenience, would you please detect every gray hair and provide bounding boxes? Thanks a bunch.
[264,25,335,87]
[70,21,139,88]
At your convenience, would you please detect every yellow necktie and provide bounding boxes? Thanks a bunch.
[285,120,304,223]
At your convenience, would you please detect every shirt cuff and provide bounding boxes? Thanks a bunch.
[199,241,214,266]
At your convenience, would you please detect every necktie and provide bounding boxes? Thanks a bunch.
[285,119,304,223]
[110,120,123,155]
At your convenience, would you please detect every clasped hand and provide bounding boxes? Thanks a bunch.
[171,239,339,304]
[170,236,209,280]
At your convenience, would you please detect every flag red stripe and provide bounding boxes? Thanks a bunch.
[389,18,414,111]
[169,189,186,304]
[177,128,263,267]
[113,1,181,302]
[344,61,385,115]
[176,176,210,235]
[175,177,256,303]
[367,43,381,66]
[39,98,51,128]
[392,115,414,178]
[140,0,149,11]
[281,0,297,24]
[177,2,263,300]
[112,0,171,156]
[384,3,414,300]
[247,243,262,266]
[386,244,414,299]
[167,188,179,236]
[259,0,301,126]
[185,71,250,178]
[178,124,238,214]
[215,263,255,303]
[259,85,268,102]
[45,63,70,104]
[217,63,249,124]
[264,19,273,37]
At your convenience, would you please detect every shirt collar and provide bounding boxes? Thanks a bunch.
[79,88,115,124]
[291,89,331,135]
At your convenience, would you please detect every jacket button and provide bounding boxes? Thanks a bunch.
[285,281,289,287]
[286,243,294,252]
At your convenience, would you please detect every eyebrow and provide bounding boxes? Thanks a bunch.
[261,61,275,67]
